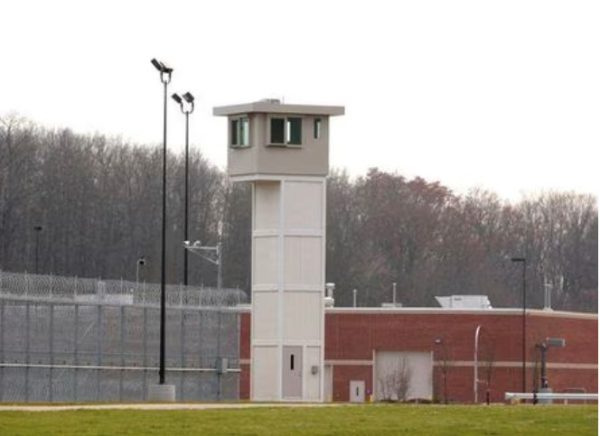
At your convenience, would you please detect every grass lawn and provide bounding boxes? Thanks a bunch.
[0,404,596,435]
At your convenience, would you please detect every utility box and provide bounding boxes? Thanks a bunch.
[214,99,344,402]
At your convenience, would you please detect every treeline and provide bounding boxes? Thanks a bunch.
[327,170,597,311]
[1,115,597,311]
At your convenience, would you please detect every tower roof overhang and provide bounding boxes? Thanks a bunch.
[213,100,345,117]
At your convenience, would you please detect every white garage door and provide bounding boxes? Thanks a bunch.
[374,351,433,401]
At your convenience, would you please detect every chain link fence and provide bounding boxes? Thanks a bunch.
[0,270,247,402]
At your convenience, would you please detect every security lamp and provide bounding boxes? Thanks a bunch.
[182,92,195,103]
[171,93,183,104]
[150,58,173,74]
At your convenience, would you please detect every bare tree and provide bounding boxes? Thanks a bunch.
[378,357,412,402]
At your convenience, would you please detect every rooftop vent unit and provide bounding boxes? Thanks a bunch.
[261,98,281,104]
[435,295,492,309]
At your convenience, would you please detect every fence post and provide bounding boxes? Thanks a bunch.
[96,305,102,401]
[120,305,125,402]
[74,303,79,402]
[143,306,147,400]
[217,308,222,401]
[25,301,30,402]
[49,303,54,402]
[0,299,5,401]
[180,306,185,401]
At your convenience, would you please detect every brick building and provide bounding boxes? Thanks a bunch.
[239,307,597,403]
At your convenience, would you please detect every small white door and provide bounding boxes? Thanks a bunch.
[350,380,365,402]
[282,346,303,398]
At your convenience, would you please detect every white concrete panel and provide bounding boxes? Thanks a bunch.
[324,365,333,402]
[254,181,280,231]
[253,292,279,341]
[374,351,433,401]
[305,346,322,401]
[253,236,278,287]
[284,181,323,230]
[252,346,279,401]
[284,237,323,287]
[283,292,322,341]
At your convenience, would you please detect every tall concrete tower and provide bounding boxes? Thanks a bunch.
[214,100,344,401]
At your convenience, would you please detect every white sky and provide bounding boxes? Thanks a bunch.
[1,0,598,202]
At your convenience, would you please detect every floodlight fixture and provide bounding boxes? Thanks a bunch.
[151,58,173,74]
[171,93,183,104]
[182,92,195,104]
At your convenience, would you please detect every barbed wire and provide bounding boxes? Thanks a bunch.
[0,270,248,307]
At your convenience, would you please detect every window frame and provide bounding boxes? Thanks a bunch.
[268,115,303,147]
[314,117,322,140]
[230,115,250,148]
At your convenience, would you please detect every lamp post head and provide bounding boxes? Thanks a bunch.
[511,257,526,263]
[182,92,195,104]
[171,93,183,104]
[151,58,173,84]
[151,58,173,74]
[34,225,43,232]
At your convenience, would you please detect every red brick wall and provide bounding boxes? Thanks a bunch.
[239,310,597,402]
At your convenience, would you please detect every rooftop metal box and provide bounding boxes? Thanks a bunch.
[213,100,344,180]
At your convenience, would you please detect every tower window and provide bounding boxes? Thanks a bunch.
[287,118,302,145]
[314,118,321,139]
[270,117,285,144]
[269,116,302,146]
[230,116,249,147]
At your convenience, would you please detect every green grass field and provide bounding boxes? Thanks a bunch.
[0,404,596,435]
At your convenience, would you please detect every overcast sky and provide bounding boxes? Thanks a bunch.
[1,0,598,201]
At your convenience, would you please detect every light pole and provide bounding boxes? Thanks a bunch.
[474,325,481,403]
[171,92,195,287]
[434,337,448,404]
[136,256,145,291]
[511,257,527,394]
[33,225,43,274]
[151,58,173,387]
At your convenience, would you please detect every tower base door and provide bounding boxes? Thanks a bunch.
[282,346,303,399]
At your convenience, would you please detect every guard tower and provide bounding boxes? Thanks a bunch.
[214,99,344,401]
